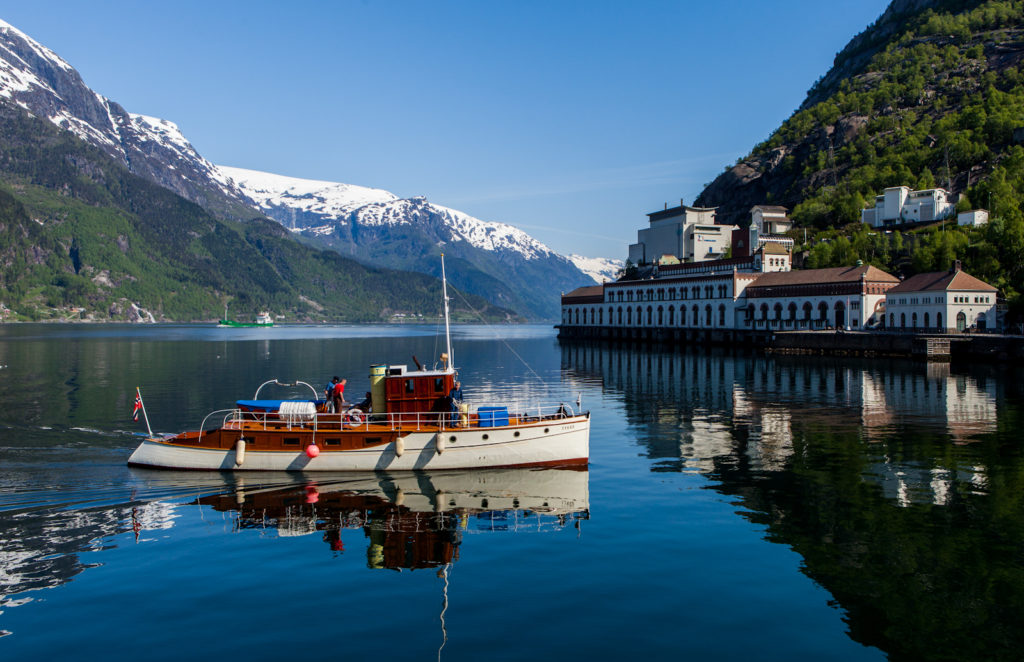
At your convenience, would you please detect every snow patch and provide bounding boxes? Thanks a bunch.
[567,254,623,284]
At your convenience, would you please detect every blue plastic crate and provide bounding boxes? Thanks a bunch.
[477,406,509,427]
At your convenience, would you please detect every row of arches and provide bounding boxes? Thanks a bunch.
[567,304,729,328]
[887,311,983,331]
[609,283,731,303]
[749,300,847,329]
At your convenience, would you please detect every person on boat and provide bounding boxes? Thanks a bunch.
[447,381,463,426]
[325,377,339,412]
[332,377,348,414]
[356,391,372,412]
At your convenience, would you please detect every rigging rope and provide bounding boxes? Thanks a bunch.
[446,284,549,388]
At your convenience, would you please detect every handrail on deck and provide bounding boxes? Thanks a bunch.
[204,401,580,437]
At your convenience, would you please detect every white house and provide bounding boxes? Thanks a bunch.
[884,261,998,332]
[748,205,795,254]
[861,186,955,228]
[957,209,989,227]
[628,203,737,265]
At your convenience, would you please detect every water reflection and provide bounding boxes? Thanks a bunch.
[0,467,588,625]
[561,343,1024,661]
[193,468,590,570]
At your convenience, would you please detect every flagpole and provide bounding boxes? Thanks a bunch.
[136,387,154,438]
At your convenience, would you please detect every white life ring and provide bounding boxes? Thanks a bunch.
[345,408,364,426]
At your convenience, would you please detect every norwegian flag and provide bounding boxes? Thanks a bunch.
[132,391,143,422]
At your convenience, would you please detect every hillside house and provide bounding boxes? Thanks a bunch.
[861,186,955,228]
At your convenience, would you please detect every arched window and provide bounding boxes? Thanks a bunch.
[657,306,664,325]
[599,308,604,325]
[705,304,712,326]
[679,306,686,326]
[760,303,769,320]
[923,312,929,328]
[692,304,699,326]
[936,312,942,329]
[718,304,726,326]
[574,309,579,324]
[912,312,918,328]
[900,313,906,328]
[956,311,966,331]
[589,309,595,324]
[818,302,829,321]
[788,302,798,320]
[803,302,813,320]
[627,307,632,324]
[646,306,652,325]
[774,303,783,320]
[890,313,895,327]
[668,306,675,325]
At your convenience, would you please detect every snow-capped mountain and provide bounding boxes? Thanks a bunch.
[0,17,616,319]
[221,165,570,262]
[219,166,607,317]
[0,18,252,219]
[568,254,624,284]
[216,165,399,227]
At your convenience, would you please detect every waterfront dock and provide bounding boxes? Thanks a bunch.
[556,325,1024,363]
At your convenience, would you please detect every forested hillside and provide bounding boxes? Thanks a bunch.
[0,102,515,323]
[695,0,1024,319]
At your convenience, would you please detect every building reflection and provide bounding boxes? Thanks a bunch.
[561,342,1023,660]
[561,343,999,504]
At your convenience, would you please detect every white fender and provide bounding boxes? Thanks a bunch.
[395,487,405,507]
[435,489,446,512]
[394,436,405,457]
[235,438,246,466]
[436,432,446,455]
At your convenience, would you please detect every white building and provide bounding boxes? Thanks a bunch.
[628,203,737,265]
[957,209,989,227]
[748,205,795,254]
[861,186,955,228]
[561,248,899,332]
[884,261,998,331]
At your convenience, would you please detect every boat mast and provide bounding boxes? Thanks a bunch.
[441,254,454,371]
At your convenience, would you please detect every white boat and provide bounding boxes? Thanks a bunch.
[127,257,590,471]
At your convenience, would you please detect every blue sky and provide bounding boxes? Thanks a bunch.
[4,1,890,259]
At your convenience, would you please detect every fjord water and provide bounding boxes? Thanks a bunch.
[1,325,1022,661]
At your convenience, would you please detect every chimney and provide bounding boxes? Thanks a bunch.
[664,202,668,210]
[680,198,685,208]
[952,259,962,273]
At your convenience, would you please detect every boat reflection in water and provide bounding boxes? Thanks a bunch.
[190,467,590,570]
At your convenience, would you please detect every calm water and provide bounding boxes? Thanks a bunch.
[1,324,1022,660]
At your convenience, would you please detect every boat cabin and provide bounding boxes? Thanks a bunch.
[383,365,455,418]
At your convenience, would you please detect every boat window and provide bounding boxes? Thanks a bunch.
[283,438,300,446]
[434,377,445,392]
[405,379,415,393]
[324,438,341,446]
[364,437,382,446]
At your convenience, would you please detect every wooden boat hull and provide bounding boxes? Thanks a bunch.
[127,414,589,471]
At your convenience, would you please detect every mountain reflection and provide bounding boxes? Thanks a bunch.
[561,343,1024,661]
[194,468,590,570]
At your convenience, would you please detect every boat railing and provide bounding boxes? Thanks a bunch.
[213,401,581,436]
